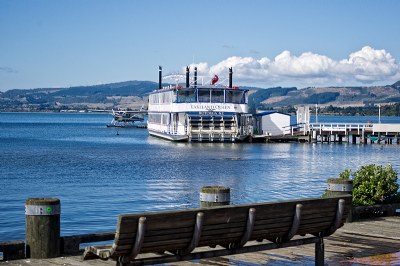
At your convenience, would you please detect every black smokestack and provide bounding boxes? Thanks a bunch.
[186,66,190,88]
[228,67,233,88]
[194,67,197,87]
[158,66,162,90]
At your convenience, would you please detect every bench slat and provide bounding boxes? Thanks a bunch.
[117,197,344,227]
[116,211,343,247]
[115,222,347,254]
[116,204,338,240]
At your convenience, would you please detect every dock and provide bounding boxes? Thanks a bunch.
[253,122,400,144]
[2,216,400,265]
[308,122,400,144]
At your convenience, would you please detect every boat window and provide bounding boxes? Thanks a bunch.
[226,90,245,104]
[161,113,170,125]
[211,90,224,103]
[198,89,210,102]
[177,90,196,103]
[149,91,176,104]
[148,113,162,123]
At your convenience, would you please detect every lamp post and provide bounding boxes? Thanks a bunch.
[378,104,381,124]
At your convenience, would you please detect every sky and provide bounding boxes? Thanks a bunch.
[1,0,400,91]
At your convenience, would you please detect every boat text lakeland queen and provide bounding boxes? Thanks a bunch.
[147,66,252,142]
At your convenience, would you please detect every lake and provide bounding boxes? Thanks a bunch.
[1,112,400,241]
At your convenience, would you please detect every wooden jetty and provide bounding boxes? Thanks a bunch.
[253,122,400,144]
[308,122,400,144]
[2,216,400,265]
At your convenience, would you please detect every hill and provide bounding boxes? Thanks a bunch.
[0,81,158,111]
[248,81,400,112]
[1,80,400,112]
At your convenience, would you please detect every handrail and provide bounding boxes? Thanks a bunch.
[309,122,372,128]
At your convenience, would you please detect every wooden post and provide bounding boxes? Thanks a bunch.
[200,186,230,207]
[325,178,353,197]
[312,130,317,141]
[25,198,60,258]
[325,178,353,222]
[361,129,365,144]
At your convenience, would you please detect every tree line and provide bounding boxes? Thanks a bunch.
[269,103,400,116]
[318,104,400,116]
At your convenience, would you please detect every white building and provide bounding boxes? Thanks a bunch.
[254,111,291,136]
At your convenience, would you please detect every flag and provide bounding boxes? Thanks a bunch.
[211,75,219,85]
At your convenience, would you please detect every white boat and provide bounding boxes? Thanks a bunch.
[147,66,252,142]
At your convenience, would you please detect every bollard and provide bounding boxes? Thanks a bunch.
[325,178,353,222]
[25,198,60,258]
[200,186,230,208]
[325,178,353,197]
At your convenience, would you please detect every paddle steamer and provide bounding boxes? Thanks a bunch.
[147,66,252,141]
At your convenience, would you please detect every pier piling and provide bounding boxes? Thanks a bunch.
[200,186,230,207]
[25,198,60,258]
[326,178,353,197]
[325,179,353,221]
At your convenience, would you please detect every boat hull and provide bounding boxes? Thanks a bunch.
[148,129,249,142]
[148,130,189,142]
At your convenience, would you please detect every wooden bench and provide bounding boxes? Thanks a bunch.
[83,195,351,265]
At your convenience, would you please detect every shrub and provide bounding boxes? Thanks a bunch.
[339,168,351,180]
[351,164,400,206]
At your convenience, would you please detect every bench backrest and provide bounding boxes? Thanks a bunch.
[109,195,351,259]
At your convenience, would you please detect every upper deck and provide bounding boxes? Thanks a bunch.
[148,86,249,113]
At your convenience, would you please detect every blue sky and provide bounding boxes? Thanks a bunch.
[1,0,400,91]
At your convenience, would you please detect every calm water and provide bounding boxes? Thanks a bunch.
[1,112,400,242]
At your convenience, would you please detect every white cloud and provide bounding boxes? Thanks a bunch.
[271,51,334,78]
[338,46,400,82]
[186,46,400,87]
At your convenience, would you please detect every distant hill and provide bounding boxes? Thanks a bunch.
[393,80,400,89]
[249,81,400,110]
[0,81,158,111]
[1,80,400,112]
